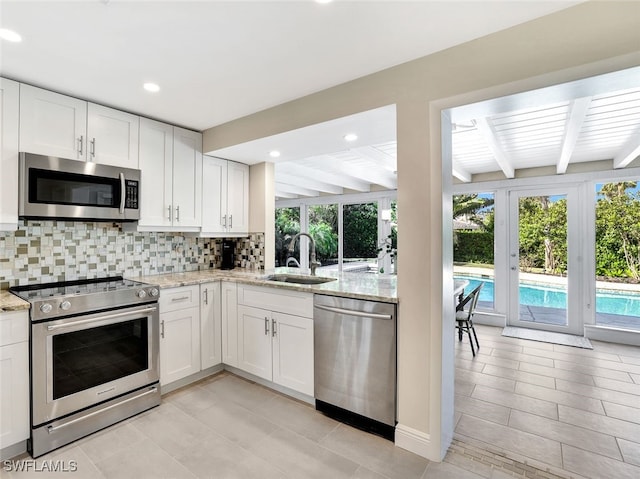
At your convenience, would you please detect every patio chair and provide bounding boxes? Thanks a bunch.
[456,283,483,356]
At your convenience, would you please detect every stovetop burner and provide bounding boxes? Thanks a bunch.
[10,276,160,321]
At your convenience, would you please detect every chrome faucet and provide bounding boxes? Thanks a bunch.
[288,233,321,276]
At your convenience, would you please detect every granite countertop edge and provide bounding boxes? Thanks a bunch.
[134,268,398,304]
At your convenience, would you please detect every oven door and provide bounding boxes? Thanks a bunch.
[31,304,159,426]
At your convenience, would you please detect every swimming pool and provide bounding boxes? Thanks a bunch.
[454,275,640,317]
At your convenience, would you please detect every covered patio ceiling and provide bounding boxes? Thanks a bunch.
[207,67,640,199]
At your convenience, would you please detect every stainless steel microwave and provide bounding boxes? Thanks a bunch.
[19,152,141,222]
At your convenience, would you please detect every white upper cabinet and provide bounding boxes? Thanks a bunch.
[137,119,202,231]
[86,103,139,168]
[227,160,249,234]
[138,118,173,228]
[0,78,20,231]
[173,127,203,228]
[19,84,139,168]
[201,156,249,236]
[19,85,87,161]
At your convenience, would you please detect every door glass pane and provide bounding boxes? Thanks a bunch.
[52,319,148,399]
[453,193,495,309]
[275,207,300,267]
[595,182,640,330]
[343,202,378,273]
[517,195,567,326]
[308,204,338,270]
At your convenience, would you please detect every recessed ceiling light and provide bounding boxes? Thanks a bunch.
[0,29,22,43]
[143,82,160,93]
[269,150,281,158]
[315,0,333,4]
[344,133,358,142]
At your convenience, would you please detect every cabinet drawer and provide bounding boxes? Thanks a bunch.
[159,285,199,313]
[0,310,29,347]
[237,285,313,318]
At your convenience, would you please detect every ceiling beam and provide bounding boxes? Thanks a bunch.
[276,172,344,195]
[350,146,397,172]
[474,117,515,179]
[452,164,472,183]
[282,161,371,192]
[275,191,299,199]
[557,97,592,174]
[613,126,640,169]
[275,182,320,197]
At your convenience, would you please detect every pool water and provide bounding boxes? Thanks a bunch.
[455,275,640,317]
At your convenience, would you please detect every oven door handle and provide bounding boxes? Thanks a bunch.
[47,386,159,434]
[46,307,157,331]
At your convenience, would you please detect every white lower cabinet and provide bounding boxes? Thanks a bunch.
[0,311,29,453]
[200,282,222,369]
[221,282,239,367]
[236,285,314,396]
[159,286,201,386]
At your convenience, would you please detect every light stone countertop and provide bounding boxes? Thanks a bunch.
[134,267,398,303]
[0,289,30,312]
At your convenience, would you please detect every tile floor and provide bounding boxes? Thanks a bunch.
[4,325,640,478]
[454,324,640,479]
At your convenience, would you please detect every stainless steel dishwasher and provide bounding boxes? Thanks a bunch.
[314,294,396,440]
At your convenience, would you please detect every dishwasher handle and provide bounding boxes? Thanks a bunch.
[314,303,393,320]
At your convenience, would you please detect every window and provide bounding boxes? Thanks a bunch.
[453,192,495,310]
[343,202,378,272]
[275,207,300,267]
[308,204,339,268]
[594,181,640,330]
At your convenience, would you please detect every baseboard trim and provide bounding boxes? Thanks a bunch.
[473,312,505,327]
[0,440,27,461]
[223,365,315,405]
[160,364,224,395]
[395,423,436,460]
[584,324,640,346]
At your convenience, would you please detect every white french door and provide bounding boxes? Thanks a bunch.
[508,187,583,335]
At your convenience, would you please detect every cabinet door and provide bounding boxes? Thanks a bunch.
[200,282,222,369]
[221,282,238,367]
[172,127,202,227]
[160,307,201,386]
[0,341,29,448]
[0,78,19,230]
[237,305,272,381]
[201,156,227,234]
[227,161,249,234]
[87,103,139,168]
[272,312,314,396]
[19,84,87,160]
[138,118,173,228]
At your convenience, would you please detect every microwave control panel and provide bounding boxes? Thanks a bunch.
[125,180,139,209]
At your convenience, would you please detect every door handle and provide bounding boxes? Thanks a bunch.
[168,205,172,221]
[175,205,180,222]
[161,319,165,339]
[272,318,277,337]
[90,138,96,159]
[264,317,269,335]
[78,135,84,157]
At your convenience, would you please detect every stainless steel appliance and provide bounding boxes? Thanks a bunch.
[221,239,235,270]
[10,277,161,458]
[313,294,397,440]
[19,152,141,222]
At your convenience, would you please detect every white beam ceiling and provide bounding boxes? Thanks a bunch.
[474,117,515,178]
[557,97,592,174]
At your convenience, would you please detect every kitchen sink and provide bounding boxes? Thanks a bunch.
[263,274,337,285]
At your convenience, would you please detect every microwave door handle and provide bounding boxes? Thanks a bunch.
[119,173,125,214]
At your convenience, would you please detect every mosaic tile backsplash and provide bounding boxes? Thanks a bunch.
[0,220,265,289]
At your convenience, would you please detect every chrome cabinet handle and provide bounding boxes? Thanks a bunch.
[229,214,233,229]
[161,319,165,339]
[272,318,277,337]
[264,317,269,335]
[222,215,227,228]
[203,289,208,305]
[167,205,172,221]
[171,296,190,302]
[90,138,96,159]
[176,205,180,222]
[78,135,84,156]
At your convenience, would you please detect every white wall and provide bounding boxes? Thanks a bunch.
[204,2,640,460]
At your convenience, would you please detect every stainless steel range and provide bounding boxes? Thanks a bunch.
[10,276,161,458]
